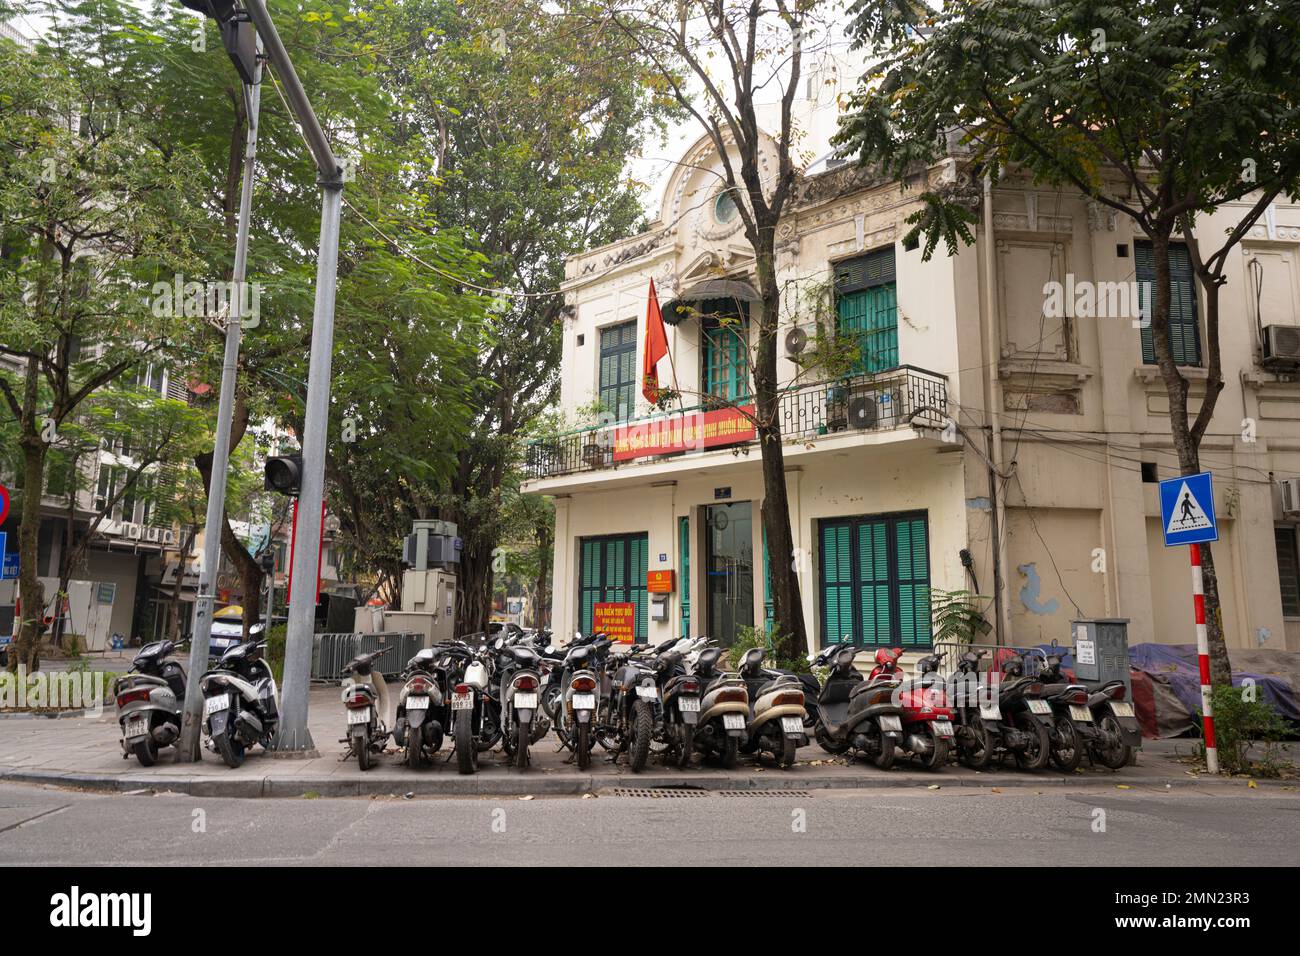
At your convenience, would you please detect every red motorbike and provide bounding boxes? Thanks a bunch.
[868,648,956,770]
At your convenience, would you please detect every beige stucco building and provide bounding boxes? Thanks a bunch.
[523,90,1300,658]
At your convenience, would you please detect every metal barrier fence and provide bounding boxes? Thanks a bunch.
[930,640,1071,680]
[311,632,424,682]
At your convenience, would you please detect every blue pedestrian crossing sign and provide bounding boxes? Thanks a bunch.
[1160,472,1218,546]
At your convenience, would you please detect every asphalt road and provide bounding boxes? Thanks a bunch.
[1,781,1297,866]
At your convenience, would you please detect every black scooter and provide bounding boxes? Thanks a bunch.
[113,639,188,766]
[199,629,279,769]
[807,644,905,768]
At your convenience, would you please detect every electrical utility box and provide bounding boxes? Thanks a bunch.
[402,519,461,571]
[1070,619,1131,694]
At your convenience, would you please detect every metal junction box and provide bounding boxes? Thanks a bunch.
[402,519,461,571]
[1070,619,1131,694]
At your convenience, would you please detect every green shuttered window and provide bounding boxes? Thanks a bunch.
[819,512,931,647]
[599,320,638,421]
[1136,241,1201,366]
[700,299,749,403]
[579,533,649,643]
[836,245,899,374]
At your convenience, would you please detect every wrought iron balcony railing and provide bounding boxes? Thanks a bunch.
[524,365,948,481]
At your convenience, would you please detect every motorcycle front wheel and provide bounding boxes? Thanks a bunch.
[132,737,157,768]
[214,731,245,769]
[1049,716,1081,772]
[455,709,478,775]
[814,721,851,755]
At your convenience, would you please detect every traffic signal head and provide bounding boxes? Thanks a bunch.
[264,454,303,497]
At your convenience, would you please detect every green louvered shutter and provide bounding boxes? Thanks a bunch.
[1136,241,1201,366]
[821,523,854,643]
[857,520,892,645]
[629,535,648,643]
[679,517,691,636]
[894,517,932,647]
[836,246,899,375]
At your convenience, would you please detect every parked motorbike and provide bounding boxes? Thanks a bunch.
[1085,679,1142,769]
[556,640,604,769]
[993,655,1054,770]
[692,647,752,768]
[869,648,956,770]
[114,639,188,766]
[340,648,392,771]
[807,643,905,768]
[655,637,704,768]
[199,627,278,768]
[1035,652,1096,772]
[599,643,662,771]
[450,642,495,775]
[737,646,807,768]
[949,649,1003,769]
[396,646,449,768]
[495,638,548,768]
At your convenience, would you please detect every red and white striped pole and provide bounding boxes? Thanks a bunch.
[1189,543,1219,773]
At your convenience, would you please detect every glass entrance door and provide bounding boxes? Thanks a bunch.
[705,501,754,647]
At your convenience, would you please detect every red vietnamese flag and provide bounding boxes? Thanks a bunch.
[642,279,670,403]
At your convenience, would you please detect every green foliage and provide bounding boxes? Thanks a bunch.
[930,588,992,646]
[1205,685,1292,777]
[265,623,287,687]
[727,625,808,673]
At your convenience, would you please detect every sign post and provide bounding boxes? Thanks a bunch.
[1158,471,1219,773]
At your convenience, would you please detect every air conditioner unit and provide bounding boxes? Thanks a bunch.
[145,527,161,542]
[162,530,176,545]
[1262,324,1300,368]
[120,522,138,539]
[1281,478,1300,517]
[783,322,819,359]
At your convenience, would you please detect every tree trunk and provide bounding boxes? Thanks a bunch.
[1150,229,1231,687]
[534,519,552,630]
[752,245,809,655]
[457,540,494,635]
[11,347,48,672]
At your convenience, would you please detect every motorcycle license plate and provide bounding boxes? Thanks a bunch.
[124,717,148,739]
[1027,699,1052,714]
[979,702,1002,720]
[636,685,659,700]
[452,692,473,710]
[678,696,700,712]
[406,696,430,710]
[1069,705,1092,722]
[931,720,954,737]
[204,693,230,716]
[1110,701,1135,718]
[572,693,596,710]
[781,716,802,734]
[878,715,903,733]
[723,713,746,730]
[514,692,538,710]
[347,707,371,725]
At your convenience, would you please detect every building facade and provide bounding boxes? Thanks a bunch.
[524,108,1300,658]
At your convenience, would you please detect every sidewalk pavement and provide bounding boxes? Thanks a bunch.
[0,684,1273,799]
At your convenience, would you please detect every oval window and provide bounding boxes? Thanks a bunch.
[714,189,739,225]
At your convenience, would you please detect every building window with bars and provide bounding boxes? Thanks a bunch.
[1276,526,1300,617]
[699,300,749,403]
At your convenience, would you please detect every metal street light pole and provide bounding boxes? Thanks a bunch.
[177,37,263,761]
[242,0,343,754]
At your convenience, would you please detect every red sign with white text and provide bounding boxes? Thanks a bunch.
[611,406,755,462]
[593,602,636,643]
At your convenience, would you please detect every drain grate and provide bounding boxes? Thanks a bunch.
[609,787,710,798]
[607,787,811,799]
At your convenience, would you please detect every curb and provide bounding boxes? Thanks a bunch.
[0,763,1268,799]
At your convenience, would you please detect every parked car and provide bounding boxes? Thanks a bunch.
[207,606,285,660]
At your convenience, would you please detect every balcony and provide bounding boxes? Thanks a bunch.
[525,365,948,481]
